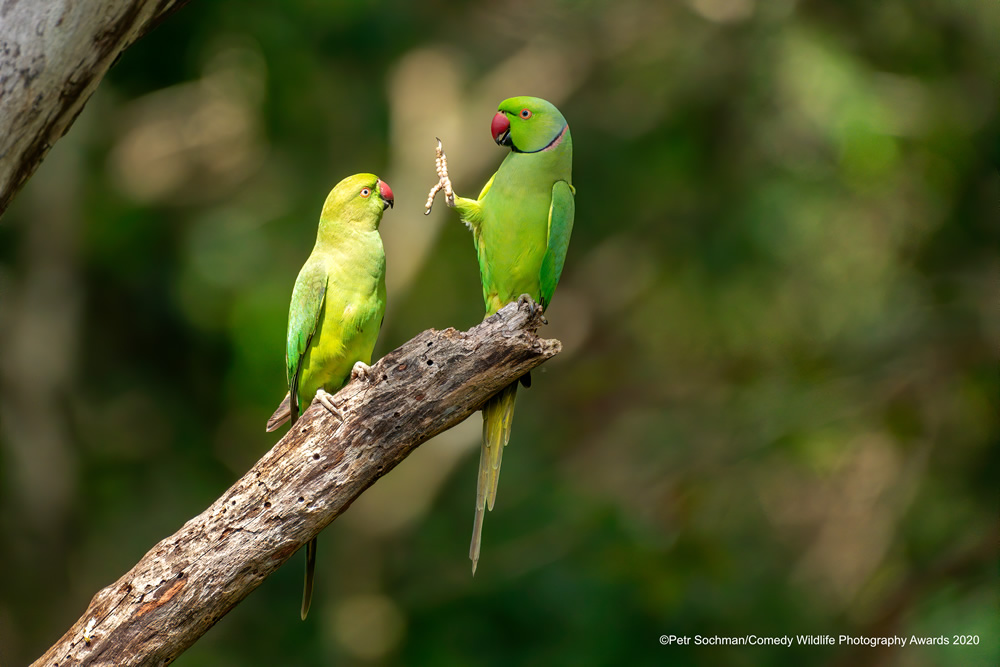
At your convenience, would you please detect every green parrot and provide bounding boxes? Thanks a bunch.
[266,172,393,619]
[426,96,574,574]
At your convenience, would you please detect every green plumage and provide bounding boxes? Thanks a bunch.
[267,172,391,618]
[449,96,575,573]
[285,176,388,421]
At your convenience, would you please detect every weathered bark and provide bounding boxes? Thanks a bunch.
[0,0,191,217]
[33,298,560,667]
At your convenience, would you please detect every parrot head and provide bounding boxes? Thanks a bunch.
[491,96,568,154]
[320,173,393,230]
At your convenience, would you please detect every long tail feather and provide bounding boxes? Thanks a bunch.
[470,382,518,574]
[300,537,317,620]
[274,390,316,620]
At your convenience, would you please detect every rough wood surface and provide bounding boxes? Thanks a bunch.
[0,0,191,217]
[33,298,560,667]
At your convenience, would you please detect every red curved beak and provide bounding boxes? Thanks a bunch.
[491,112,511,146]
[378,179,394,209]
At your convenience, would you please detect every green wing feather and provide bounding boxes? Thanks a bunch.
[538,180,575,310]
[286,260,328,423]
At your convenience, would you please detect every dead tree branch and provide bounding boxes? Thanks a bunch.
[0,0,191,217]
[33,299,560,667]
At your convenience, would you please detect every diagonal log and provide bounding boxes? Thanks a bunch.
[33,298,560,667]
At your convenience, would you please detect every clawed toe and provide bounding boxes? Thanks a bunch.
[516,294,544,318]
[315,388,343,422]
[425,138,456,214]
[350,361,374,382]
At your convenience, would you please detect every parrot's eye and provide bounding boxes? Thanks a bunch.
[519,109,532,119]
[360,187,372,198]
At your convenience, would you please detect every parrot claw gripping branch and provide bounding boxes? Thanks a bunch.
[313,388,344,422]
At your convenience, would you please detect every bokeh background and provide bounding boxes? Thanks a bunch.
[1,1,997,665]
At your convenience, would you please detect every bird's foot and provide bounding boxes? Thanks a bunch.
[424,138,455,215]
[350,360,375,383]
[516,294,547,323]
[314,388,344,422]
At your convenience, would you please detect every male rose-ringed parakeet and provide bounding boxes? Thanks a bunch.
[266,172,393,619]
[426,96,574,573]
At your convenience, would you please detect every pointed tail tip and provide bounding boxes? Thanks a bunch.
[470,543,481,576]
[300,581,312,620]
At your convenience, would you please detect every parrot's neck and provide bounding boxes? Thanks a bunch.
[512,124,569,155]
[502,131,573,184]
[315,216,381,249]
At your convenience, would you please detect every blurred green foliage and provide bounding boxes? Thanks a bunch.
[1,0,997,665]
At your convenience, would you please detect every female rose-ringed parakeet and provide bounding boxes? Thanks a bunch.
[426,96,574,573]
[266,172,393,619]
